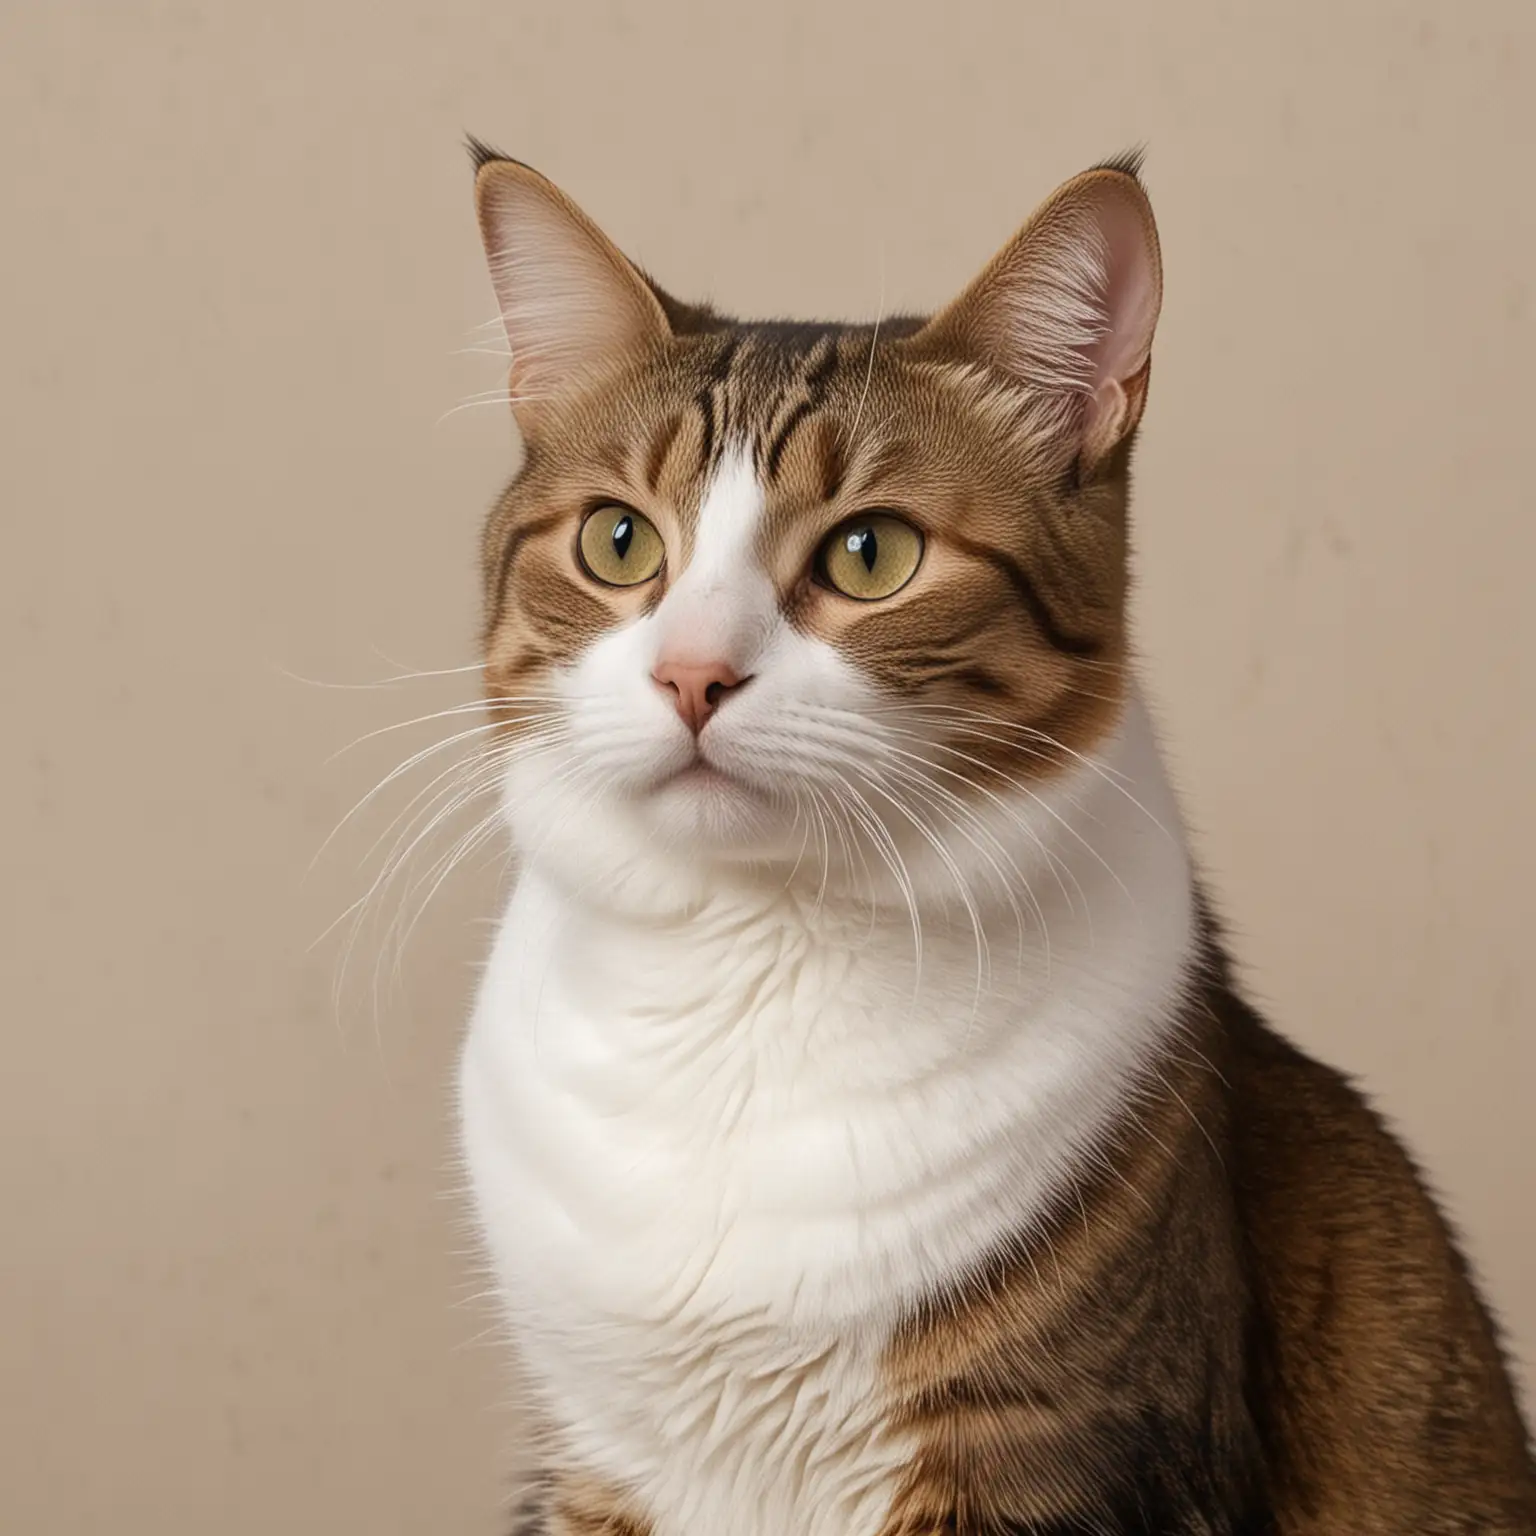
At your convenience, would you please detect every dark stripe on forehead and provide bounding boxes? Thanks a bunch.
[706,333,745,384]
[949,532,1101,657]
[716,378,737,467]
[643,412,684,493]
[695,335,743,477]
[763,334,841,483]
[694,388,715,475]
[819,427,847,502]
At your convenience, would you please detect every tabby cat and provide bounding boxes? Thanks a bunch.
[455,143,1536,1534]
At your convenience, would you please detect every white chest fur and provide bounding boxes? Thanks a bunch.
[458,696,1194,1536]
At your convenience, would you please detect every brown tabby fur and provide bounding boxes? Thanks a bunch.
[471,145,1536,1534]
[879,915,1535,1534]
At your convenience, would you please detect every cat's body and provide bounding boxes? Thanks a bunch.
[463,691,1192,1536]
[455,147,1535,1533]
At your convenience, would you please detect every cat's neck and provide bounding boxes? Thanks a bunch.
[470,686,1199,1327]
[499,685,1197,1111]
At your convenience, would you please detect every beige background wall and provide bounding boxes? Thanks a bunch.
[3,3,1531,1531]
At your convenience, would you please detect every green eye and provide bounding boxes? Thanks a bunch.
[578,505,665,587]
[818,512,923,601]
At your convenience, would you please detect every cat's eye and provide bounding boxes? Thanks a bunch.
[817,512,924,601]
[578,504,665,587]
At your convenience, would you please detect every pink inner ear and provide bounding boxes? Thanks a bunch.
[1088,192,1160,393]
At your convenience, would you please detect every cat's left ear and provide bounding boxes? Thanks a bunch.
[471,146,671,429]
[911,161,1162,470]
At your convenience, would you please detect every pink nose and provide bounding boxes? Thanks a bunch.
[652,660,749,735]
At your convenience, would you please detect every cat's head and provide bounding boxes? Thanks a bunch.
[469,147,1161,897]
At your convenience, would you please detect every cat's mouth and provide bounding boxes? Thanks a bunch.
[652,752,759,798]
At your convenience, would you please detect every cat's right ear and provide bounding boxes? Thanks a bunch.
[470,145,670,429]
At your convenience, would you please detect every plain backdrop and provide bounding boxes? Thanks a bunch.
[3,3,1532,1531]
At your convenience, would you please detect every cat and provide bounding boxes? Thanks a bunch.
[454,142,1536,1535]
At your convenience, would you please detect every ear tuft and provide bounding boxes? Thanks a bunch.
[464,134,508,174]
[1092,145,1148,183]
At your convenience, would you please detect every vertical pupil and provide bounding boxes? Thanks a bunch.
[612,515,634,559]
[846,527,878,572]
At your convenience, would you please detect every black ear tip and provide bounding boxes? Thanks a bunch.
[465,134,507,174]
[465,136,546,183]
[1095,145,1148,183]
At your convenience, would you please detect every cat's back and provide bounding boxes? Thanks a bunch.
[1221,998,1536,1531]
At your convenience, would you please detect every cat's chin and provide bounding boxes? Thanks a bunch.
[639,761,795,859]
[656,760,746,795]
